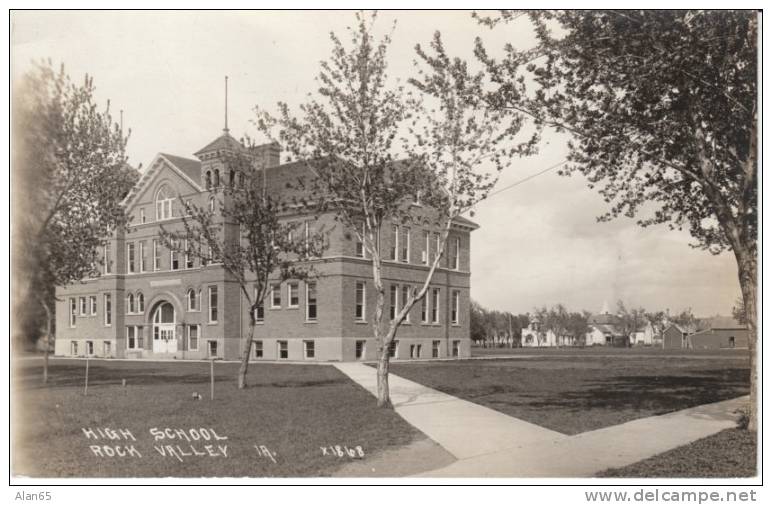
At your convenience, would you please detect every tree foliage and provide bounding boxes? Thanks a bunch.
[13,61,136,381]
[257,12,531,407]
[477,9,758,430]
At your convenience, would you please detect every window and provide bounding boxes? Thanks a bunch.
[288,283,299,308]
[355,282,366,320]
[153,239,161,271]
[155,185,173,220]
[355,223,365,258]
[213,170,220,187]
[410,344,422,359]
[355,340,366,360]
[103,341,111,356]
[278,340,288,359]
[79,297,87,316]
[254,340,263,358]
[431,288,440,324]
[401,227,410,262]
[271,284,281,308]
[390,225,399,261]
[306,282,317,321]
[126,293,135,314]
[170,240,180,270]
[452,340,461,357]
[388,340,399,358]
[89,295,97,316]
[104,294,111,326]
[253,288,264,322]
[729,336,736,348]
[208,340,218,358]
[69,298,77,327]
[185,240,194,269]
[206,171,212,189]
[187,289,198,311]
[86,341,93,355]
[104,242,113,274]
[229,170,235,187]
[432,340,441,358]
[422,230,430,264]
[451,236,460,270]
[208,286,218,323]
[188,325,199,351]
[421,293,428,323]
[139,241,146,272]
[304,221,310,254]
[434,232,441,261]
[389,284,398,320]
[70,341,78,356]
[304,340,315,359]
[451,290,460,325]
[126,242,135,273]
[127,326,137,350]
[401,285,410,322]
[209,195,216,213]
[137,292,145,313]
[139,208,146,224]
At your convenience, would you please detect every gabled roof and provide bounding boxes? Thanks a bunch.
[194,132,244,156]
[159,153,201,182]
[453,215,480,230]
[121,153,203,208]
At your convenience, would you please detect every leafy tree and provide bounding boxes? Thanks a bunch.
[732,297,747,325]
[12,62,136,382]
[159,150,324,389]
[477,10,758,430]
[257,13,530,407]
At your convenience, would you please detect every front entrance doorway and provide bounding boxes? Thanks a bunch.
[152,302,177,353]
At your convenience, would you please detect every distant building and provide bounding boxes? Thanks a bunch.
[689,327,748,350]
[585,311,625,346]
[521,317,558,347]
[630,320,656,346]
[662,324,693,349]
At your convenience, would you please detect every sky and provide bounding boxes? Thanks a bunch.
[10,10,742,317]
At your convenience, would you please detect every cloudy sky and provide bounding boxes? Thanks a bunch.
[11,10,741,317]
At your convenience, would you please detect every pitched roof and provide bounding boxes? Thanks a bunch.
[159,153,201,182]
[194,132,244,156]
[699,316,745,330]
[453,215,480,230]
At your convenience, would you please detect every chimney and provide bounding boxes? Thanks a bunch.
[252,142,281,169]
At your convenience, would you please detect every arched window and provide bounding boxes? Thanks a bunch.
[153,302,175,324]
[155,185,174,220]
[229,170,235,188]
[209,195,216,213]
[205,171,212,190]
[136,292,145,313]
[213,169,220,187]
[237,172,244,187]
[127,293,135,314]
[187,289,198,311]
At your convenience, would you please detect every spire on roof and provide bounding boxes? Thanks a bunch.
[601,300,610,315]
[223,75,229,134]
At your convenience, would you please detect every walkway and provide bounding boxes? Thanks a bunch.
[334,362,746,477]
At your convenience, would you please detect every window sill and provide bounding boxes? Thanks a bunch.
[287,306,300,310]
[269,306,281,310]
[354,320,368,324]
[304,320,318,324]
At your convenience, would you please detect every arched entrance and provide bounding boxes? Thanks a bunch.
[152,302,177,353]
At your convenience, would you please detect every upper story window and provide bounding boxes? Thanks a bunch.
[104,242,113,274]
[288,282,299,308]
[355,222,365,258]
[451,236,461,270]
[139,208,146,224]
[422,230,429,265]
[390,225,399,261]
[187,288,199,311]
[401,227,410,263]
[155,185,174,221]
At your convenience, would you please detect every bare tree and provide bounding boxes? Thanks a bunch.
[159,150,324,389]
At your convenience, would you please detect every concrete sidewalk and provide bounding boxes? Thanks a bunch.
[334,362,566,460]
[334,362,746,477]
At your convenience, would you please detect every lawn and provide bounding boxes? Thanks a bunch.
[598,429,757,478]
[12,358,423,478]
[388,353,750,435]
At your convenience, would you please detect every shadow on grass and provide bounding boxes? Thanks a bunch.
[470,369,749,415]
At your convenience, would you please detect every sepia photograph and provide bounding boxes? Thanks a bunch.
[7,7,761,491]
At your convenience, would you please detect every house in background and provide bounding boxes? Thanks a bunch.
[630,320,656,346]
[585,310,625,346]
[55,125,476,362]
[662,324,694,349]
[520,317,558,347]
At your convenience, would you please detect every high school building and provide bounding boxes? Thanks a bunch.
[54,129,476,361]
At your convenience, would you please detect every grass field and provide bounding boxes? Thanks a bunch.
[12,358,422,478]
[598,429,757,478]
[389,352,750,435]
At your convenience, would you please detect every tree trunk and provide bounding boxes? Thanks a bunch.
[735,246,757,431]
[39,297,53,384]
[237,319,256,389]
[376,346,392,408]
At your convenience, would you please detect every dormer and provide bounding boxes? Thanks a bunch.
[194,133,282,191]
